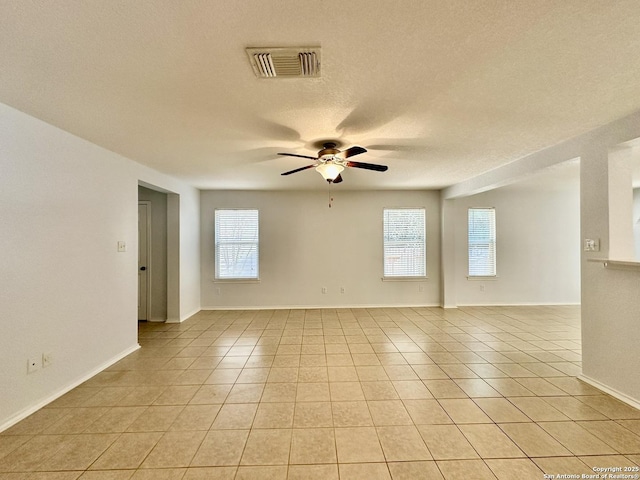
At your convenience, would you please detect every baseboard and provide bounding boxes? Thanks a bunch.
[456,302,581,307]
[200,302,578,310]
[578,374,640,411]
[0,343,141,433]
[164,307,202,323]
[201,303,442,311]
[180,307,202,322]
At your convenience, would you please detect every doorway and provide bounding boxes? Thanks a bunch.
[138,185,170,321]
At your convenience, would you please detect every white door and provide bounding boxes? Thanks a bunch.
[138,202,151,320]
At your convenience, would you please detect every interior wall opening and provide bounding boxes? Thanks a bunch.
[138,184,170,323]
[607,140,640,261]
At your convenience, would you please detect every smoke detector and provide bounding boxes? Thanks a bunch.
[246,47,321,78]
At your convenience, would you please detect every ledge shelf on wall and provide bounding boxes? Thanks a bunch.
[587,258,640,270]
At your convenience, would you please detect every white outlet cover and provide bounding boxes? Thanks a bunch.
[42,352,53,367]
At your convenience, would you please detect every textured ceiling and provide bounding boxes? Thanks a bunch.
[2,1,640,190]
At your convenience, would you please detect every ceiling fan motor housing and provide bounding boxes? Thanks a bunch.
[319,142,340,159]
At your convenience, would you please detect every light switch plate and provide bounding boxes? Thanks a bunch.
[584,238,600,251]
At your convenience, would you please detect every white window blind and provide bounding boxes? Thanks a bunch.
[383,208,426,278]
[215,209,259,279]
[468,207,496,277]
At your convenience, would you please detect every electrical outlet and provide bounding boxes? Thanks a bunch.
[340,287,345,294]
[480,284,485,292]
[322,287,327,294]
[216,287,221,295]
[117,241,126,252]
[418,284,424,292]
[42,352,53,368]
[27,358,39,374]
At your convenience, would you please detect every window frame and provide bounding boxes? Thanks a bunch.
[467,207,496,278]
[214,208,260,281]
[382,207,427,280]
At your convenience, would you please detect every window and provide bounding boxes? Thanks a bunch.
[383,208,426,278]
[215,209,259,280]
[468,207,496,277]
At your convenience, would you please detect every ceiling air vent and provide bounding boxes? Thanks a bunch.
[246,47,321,78]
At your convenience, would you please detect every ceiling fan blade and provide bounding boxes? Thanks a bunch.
[347,161,388,172]
[277,153,318,160]
[281,164,316,176]
[335,146,367,159]
[332,174,343,184]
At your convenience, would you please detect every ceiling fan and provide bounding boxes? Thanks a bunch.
[279,142,388,183]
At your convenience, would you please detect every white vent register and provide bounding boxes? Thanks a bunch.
[246,47,321,78]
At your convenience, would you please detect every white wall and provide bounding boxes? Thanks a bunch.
[634,188,640,260]
[452,180,581,305]
[607,149,636,260]
[201,190,440,308]
[177,188,201,320]
[0,103,200,430]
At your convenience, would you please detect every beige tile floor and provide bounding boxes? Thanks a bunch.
[2,306,640,479]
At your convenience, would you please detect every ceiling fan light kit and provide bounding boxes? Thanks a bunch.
[315,162,344,182]
[279,142,388,185]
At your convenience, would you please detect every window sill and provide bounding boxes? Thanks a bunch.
[467,275,498,280]
[381,276,428,281]
[213,278,261,283]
